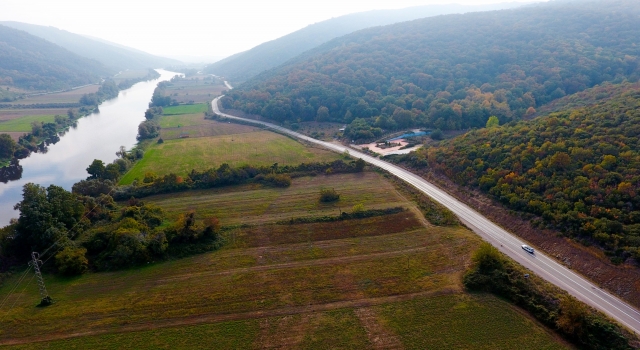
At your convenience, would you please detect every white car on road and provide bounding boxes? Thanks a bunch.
[521,245,535,254]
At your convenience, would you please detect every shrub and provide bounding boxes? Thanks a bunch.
[319,188,340,202]
[55,246,88,276]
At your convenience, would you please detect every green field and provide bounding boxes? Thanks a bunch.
[157,113,206,128]
[0,114,56,132]
[162,104,208,115]
[119,130,339,185]
[145,172,410,224]
[0,103,572,348]
[3,294,567,349]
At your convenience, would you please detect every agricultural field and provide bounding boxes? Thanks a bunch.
[164,75,227,104]
[5,85,99,106]
[162,104,208,116]
[120,130,339,185]
[0,114,57,132]
[0,85,97,140]
[0,169,569,349]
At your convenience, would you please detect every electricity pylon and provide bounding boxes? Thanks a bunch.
[29,252,53,306]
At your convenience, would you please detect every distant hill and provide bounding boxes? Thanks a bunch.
[0,21,181,71]
[225,0,640,134]
[0,25,111,91]
[204,2,531,82]
[417,86,640,264]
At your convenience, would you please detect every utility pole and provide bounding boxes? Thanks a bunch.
[29,252,53,306]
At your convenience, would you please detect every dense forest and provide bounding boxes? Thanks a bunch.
[0,21,180,72]
[223,0,640,140]
[204,2,526,82]
[0,25,111,91]
[404,86,640,264]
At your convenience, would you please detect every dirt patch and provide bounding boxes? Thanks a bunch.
[355,307,404,349]
[256,314,312,349]
[406,166,640,308]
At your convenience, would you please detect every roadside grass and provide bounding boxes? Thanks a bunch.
[119,131,339,185]
[0,115,56,132]
[144,172,406,224]
[162,104,208,115]
[376,293,570,349]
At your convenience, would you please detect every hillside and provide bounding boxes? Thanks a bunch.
[0,25,111,91]
[204,2,529,82]
[224,0,640,137]
[0,21,181,71]
[411,86,640,264]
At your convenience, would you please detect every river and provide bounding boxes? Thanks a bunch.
[0,69,179,226]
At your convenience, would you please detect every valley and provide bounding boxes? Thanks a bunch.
[2,0,640,348]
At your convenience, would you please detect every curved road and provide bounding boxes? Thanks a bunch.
[212,95,640,334]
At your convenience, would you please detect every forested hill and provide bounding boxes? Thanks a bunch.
[0,21,181,71]
[409,86,640,264]
[224,0,640,136]
[0,25,111,91]
[204,2,529,82]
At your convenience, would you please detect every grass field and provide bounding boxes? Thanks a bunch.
[0,168,569,348]
[119,130,339,185]
[146,172,411,224]
[0,102,571,348]
[0,114,56,132]
[162,104,208,116]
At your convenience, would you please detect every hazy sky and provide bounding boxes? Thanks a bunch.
[1,0,542,60]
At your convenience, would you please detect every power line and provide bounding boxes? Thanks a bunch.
[0,266,32,311]
[1,185,118,310]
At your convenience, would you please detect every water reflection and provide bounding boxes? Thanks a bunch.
[0,160,22,183]
[0,69,179,226]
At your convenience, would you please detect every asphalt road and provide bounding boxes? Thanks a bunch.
[212,95,640,334]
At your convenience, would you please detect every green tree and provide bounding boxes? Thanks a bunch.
[486,115,500,128]
[316,106,329,122]
[355,158,366,172]
[86,159,106,179]
[13,184,83,258]
[0,133,17,159]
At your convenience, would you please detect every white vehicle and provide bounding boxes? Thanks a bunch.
[521,245,534,254]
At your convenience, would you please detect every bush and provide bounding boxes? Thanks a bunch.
[55,246,88,276]
[319,188,340,202]
[430,128,443,140]
[262,173,292,187]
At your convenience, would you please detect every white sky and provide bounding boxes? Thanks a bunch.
[1,0,542,59]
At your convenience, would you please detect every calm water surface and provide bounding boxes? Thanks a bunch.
[0,69,179,226]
